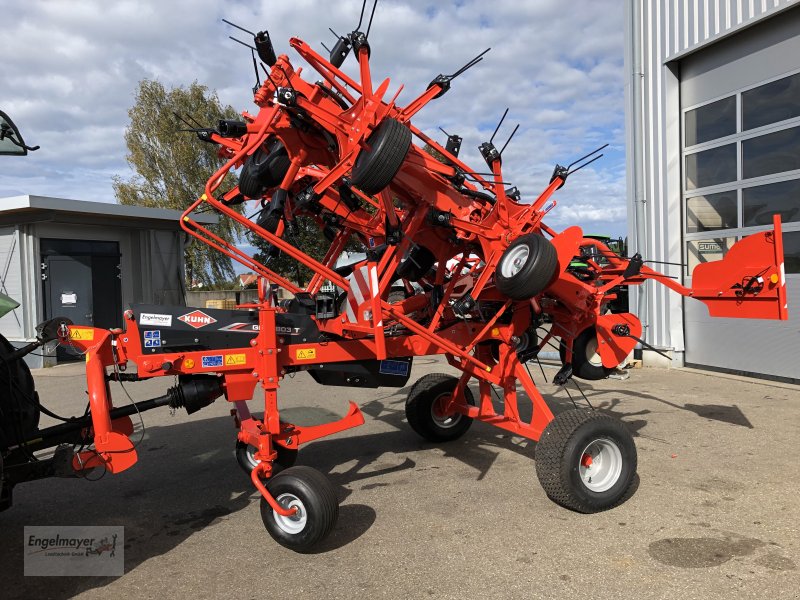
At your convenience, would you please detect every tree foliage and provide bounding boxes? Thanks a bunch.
[250,216,366,288]
[113,80,242,286]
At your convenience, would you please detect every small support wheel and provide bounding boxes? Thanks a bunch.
[260,466,339,552]
[495,233,558,300]
[405,373,475,442]
[350,118,412,195]
[235,441,298,477]
[559,326,614,380]
[535,409,637,513]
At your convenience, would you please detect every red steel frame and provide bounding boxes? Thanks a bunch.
[61,29,788,514]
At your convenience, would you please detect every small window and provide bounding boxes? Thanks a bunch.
[742,72,800,131]
[685,143,737,190]
[742,126,800,179]
[686,191,738,233]
[784,231,800,274]
[685,96,736,146]
[687,237,736,273]
[742,179,800,227]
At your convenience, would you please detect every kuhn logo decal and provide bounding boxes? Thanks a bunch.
[177,310,217,329]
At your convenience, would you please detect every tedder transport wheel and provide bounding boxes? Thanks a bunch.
[559,326,614,381]
[239,139,291,199]
[260,466,339,552]
[351,117,412,195]
[535,409,636,513]
[495,233,558,300]
[405,373,475,442]
[235,441,298,477]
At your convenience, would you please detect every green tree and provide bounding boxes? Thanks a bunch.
[113,80,242,286]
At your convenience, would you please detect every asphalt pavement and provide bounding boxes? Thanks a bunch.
[1,356,798,599]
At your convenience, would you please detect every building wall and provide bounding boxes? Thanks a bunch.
[0,226,24,339]
[1,222,187,368]
[624,0,798,369]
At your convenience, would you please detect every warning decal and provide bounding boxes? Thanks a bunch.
[69,328,94,341]
[295,348,316,361]
[225,354,247,366]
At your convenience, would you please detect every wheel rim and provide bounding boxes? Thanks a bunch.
[430,393,462,429]
[273,493,307,535]
[500,245,530,278]
[244,444,260,469]
[585,336,603,367]
[578,437,623,492]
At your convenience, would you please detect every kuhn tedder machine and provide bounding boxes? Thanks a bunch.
[1,4,788,552]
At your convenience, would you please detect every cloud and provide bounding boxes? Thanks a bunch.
[0,0,626,235]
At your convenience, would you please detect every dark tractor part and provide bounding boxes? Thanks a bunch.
[36,316,72,343]
[405,373,475,443]
[495,234,558,300]
[308,357,412,389]
[337,182,362,212]
[329,35,352,68]
[217,120,248,137]
[478,141,500,166]
[235,440,298,477]
[427,209,452,228]
[445,134,462,158]
[552,364,574,386]
[260,466,339,552]
[535,409,637,513]
[255,30,277,66]
[239,139,291,199]
[395,245,436,282]
[258,188,287,232]
[316,83,350,111]
[0,333,40,451]
[505,186,521,201]
[558,327,614,381]
[167,375,224,415]
[315,293,337,320]
[351,118,412,195]
[452,294,476,317]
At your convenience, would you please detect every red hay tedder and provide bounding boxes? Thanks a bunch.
[0,4,788,552]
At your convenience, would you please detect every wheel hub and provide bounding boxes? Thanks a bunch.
[501,245,530,278]
[578,437,622,493]
[273,493,307,534]
[430,394,462,429]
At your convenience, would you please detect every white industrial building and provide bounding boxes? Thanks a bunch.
[625,0,799,381]
[0,195,215,368]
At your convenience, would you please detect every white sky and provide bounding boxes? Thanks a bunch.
[0,0,628,238]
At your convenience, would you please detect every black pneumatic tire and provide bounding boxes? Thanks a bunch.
[405,373,475,442]
[559,326,614,381]
[239,140,291,199]
[351,118,412,195]
[260,466,339,552]
[535,409,637,513]
[235,441,298,477]
[0,333,39,450]
[495,234,558,300]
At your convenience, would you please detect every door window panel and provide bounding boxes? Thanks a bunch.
[685,96,736,146]
[742,179,800,227]
[742,126,800,179]
[685,143,737,190]
[742,72,800,131]
[686,191,738,233]
[784,231,800,274]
